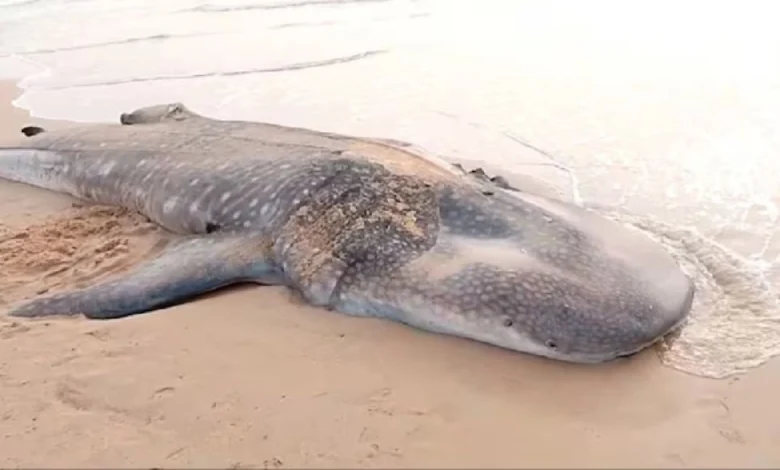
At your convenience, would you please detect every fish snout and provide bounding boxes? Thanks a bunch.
[603,277,695,361]
[631,279,695,352]
[524,273,695,363]
[119,113,133,125]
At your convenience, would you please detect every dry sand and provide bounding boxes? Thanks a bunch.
[0,80,778,469]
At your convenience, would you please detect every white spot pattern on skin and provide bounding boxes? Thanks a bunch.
[249,198,259,208]
[98,161,116,176]
[163,198,178,213]
[189,178,200,186]
[243,221,252,228]
[220,192,232,203]
[232,211,241,220]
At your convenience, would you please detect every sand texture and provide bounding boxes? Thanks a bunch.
[0,82,779,469]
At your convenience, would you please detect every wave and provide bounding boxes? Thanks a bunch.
[43,49,387,90]
[184,0,388,13]
[0,0,45,8]
[10,32,223,56]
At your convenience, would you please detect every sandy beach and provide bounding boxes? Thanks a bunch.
[0,79,778,468]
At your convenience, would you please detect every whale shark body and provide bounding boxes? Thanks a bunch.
[0,103,694,364]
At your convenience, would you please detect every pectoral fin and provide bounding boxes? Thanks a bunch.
[7,233,282,319]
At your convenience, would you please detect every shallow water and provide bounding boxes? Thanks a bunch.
[1,0,779,378]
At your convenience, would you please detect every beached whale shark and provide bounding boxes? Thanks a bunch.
[0,103,694,363]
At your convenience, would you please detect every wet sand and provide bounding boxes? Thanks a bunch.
[0,80,778,468]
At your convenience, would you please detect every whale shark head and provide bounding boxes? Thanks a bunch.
[359,235,694,364]
[318,177,695,364]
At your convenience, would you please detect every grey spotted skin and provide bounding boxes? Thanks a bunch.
[0,103,695,364]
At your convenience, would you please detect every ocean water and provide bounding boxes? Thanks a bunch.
[1,0,780,378]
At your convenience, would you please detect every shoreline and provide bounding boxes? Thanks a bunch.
[0,80,64,140]
[1,79,779,468]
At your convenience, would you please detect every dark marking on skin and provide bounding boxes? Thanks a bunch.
[451,163,518,192]
[437,186,513,239]
[21,126,46,137]
[490,175,513,190]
